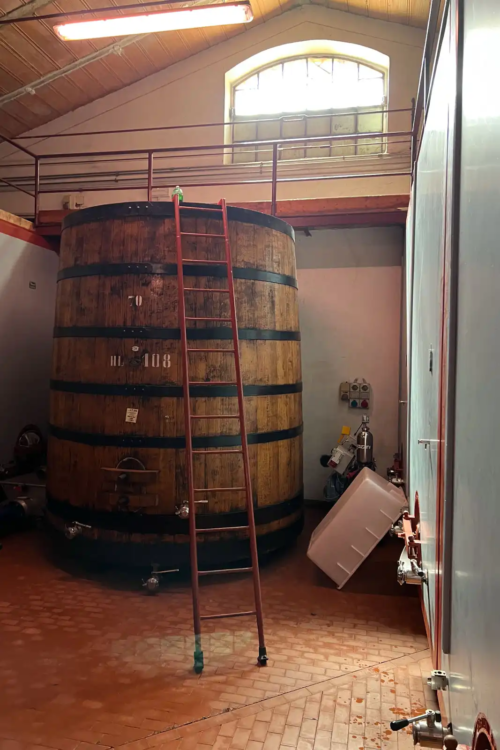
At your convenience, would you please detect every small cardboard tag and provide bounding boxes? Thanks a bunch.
[125,408,139,424]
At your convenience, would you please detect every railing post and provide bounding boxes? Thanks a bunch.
[34,157,40,226]
[147,151,154,201]
[271,143,278,216]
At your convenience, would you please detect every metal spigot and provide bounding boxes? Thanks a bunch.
[64,521,91,540]
[390,519,404,537]
[143,574,160,593]
[397,548,427,585]
[142,563,179,594]
[175,502,190,519]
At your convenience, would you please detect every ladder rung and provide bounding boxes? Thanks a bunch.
[184,287,229,293]
[181,232,226,238]
[189,380,237,385]
[185,317,232,322]
[191,414,240,419]
[192,449,243,454]
[187,348,235,353]
[198,567,253,577]
[183,259,228,265]
[193,487,246,492]
[179,205,222,212]
[200,611,256,621]
[196,525,249,533]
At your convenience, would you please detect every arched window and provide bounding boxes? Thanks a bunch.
[234,57,385,116]
[227,47,388,163]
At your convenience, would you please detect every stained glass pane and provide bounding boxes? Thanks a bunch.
[234,89,262,116]
[357,111,384,133]
[283,58,307,82]
[357,77,385,106]
[358,64,383,80]
[233,121,257,142]
[235,73,258,91]
[332,59,359,108]
[306,116,331,137]
[308,57,333,81]
[258,64,282,90]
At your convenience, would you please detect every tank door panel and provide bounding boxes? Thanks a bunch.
[409,16,451,647]
[447,0,500,739]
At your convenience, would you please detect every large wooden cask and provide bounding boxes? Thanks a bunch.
[47,202,303,567]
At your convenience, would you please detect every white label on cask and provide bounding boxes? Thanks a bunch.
[110,355,124,367]
[125,408,139,423]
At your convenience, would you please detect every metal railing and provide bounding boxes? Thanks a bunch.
[0,107,413,225]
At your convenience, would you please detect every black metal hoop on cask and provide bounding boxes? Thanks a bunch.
[57,263,298,289]
[53,326,301,341]
[50,380,303,398]
[49,423,303,448]
[48,200,303,568]
[46,513,305,568]
[61,200,295,240]
[47,489,303,535]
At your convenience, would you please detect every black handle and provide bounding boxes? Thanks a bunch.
[390,719,410,732]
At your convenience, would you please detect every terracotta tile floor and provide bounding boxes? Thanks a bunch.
[0,512,435,750]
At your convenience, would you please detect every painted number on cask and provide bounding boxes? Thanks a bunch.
[144,353,171,368]
[128,295,143,308]
[110,353,171,368]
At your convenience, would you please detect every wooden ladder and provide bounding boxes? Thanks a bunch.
[173,195,267,674]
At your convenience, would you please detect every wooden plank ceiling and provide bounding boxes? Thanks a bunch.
[0,0,430,139]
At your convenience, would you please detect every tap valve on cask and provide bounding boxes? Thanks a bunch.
[64,521,91,540]
[175,502,190,519]
[142,563,179,594]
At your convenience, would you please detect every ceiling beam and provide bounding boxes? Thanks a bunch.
[0,0,56,34]
[0,0,194,25]
[0,34,146,108]
[0,0,216,110]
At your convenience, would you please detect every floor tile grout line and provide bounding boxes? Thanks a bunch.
[112,647,431,750]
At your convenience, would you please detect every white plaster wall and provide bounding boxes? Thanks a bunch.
[0,5,423,214]
[0,232,59,463]
[296,226,403,500]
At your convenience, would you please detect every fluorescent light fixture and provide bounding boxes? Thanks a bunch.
[54,2,253,40]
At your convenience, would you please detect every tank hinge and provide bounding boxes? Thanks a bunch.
[427,670,449,691]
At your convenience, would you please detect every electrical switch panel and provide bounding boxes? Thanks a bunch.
[339,381,350,402]
[341,379,371,409]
